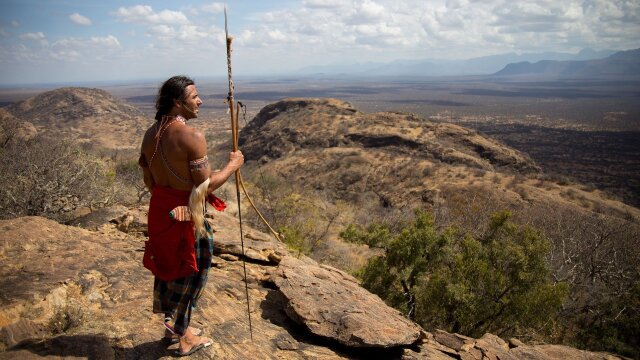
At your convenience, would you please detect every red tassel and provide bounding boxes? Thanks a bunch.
[207,194,227,211]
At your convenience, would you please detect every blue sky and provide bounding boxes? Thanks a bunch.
[1,0,639,85]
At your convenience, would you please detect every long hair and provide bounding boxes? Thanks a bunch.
[155,75,194,121]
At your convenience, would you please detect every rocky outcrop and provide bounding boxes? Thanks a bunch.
[236,98,540,209]
[240,98,539,174]
[0,211,623,359]
[403,331,620,360]
[268,256,422,347]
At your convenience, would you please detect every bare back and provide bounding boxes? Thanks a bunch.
[140,120,210,192]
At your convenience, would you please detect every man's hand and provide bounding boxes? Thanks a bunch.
[205,150,244,193]
[229,151,244,171]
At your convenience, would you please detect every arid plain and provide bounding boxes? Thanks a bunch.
[2,76,639,207]
[2,75,639,358]
[63,76,640,208]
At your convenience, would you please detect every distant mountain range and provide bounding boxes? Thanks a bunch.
[295,48,638,78]
[494,48,640,78]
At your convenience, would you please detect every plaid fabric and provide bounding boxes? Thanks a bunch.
[153,221,213,336]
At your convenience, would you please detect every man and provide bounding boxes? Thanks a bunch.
[139,75,244,356]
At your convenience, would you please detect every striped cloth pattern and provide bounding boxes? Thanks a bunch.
[152,221,214,336]
[168,206,191,221]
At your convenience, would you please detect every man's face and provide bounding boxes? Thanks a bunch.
[181,84,202,119]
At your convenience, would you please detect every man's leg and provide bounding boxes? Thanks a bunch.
[165,274,212,354]
[165,275,194,335]
[163,312,202,341]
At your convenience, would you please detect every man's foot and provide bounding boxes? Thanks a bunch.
[162,325,202,345]
[176,335,212,357]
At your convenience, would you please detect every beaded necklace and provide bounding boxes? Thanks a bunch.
[148,115,186,167]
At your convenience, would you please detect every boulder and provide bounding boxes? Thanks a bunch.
[208,211,289,264]
[474,333,518,360]
[268,256,422,347]
[433,329,476,352]
[402,347,455,359]
[68,205,129,230]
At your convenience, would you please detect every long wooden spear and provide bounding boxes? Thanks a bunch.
[225,6,253,342]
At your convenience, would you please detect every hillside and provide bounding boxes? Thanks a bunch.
[5,87,150,149]
[494,48,640,78]
[0,210,623,359]
[238,98,639,222]
[0,107,37,144]
[1,91,638,358]
[240,98,540,207]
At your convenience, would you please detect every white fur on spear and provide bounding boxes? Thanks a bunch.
[189,178,210,239]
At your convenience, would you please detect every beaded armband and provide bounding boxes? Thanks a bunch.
[189,155,209,171]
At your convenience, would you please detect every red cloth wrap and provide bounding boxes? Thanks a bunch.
[143,185,198,281]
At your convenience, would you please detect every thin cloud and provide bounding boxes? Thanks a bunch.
[149,25,175,38]
[202,2,226,14]
[358,0,386,20]
[114,5,189,25]
[50,35,121,61]
[242,0,639,59]
[53,35,121,49]
[19,32,46,41]
[19,31,49,47]
[69,13,92,26]
[90,35,120,47]
[4,0,640,83]
[303,0,345,9]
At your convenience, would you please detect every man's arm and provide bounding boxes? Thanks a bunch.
[187,130,244,193]
[138,153,155,192]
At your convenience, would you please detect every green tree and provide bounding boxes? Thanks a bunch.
[576,280,640,358]
[341,209,568,339]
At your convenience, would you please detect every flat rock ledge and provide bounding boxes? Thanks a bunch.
[268,255,422,348]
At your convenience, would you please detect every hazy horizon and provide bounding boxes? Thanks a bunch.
[2,0,639,86]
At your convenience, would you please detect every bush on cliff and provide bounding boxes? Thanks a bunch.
[341,209,568,340]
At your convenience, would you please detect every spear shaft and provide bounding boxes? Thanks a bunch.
[225,6,253,342]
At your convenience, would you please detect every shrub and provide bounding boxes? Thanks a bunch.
[576,280,640,358]
[244,172,343,256]
[341,209,568,339]
[48,300,84,334]
[0,134,114,221]
[114,158,149,204]
[422,165,436,177]
[534,206,640,356]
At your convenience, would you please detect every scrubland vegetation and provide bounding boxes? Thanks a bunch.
[243,168,640,358]
[1,83,638,358]
[2,132,638,358]
[0,119,147,221]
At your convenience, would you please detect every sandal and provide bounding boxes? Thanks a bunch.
[175,337,212,357]
[162,322,203,345]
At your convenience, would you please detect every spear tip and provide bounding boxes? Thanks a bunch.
[224,6,229,39]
